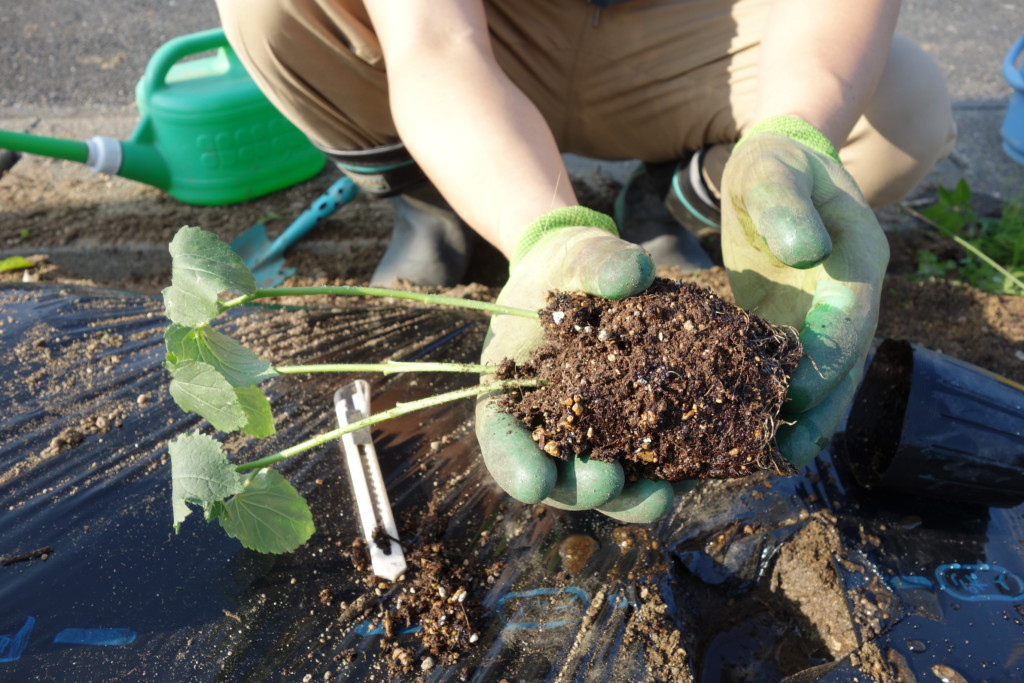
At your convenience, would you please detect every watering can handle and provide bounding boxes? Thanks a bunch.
[1005,35,1024,92]
[136,28,237,104]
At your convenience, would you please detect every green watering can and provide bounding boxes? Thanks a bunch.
[0,28,325,206]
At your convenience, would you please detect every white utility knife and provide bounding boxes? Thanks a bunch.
[334,379,407,581]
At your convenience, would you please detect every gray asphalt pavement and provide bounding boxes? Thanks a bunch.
[1,0,1022,196]
[1,0,218,110]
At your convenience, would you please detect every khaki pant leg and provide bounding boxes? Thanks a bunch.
[695,31,956,208]
[214,0,396,151]
[216,0,954,208]
[486,0,766,161]
[216,0,759,157]
[509,0,954,208]
[840,35,957,207]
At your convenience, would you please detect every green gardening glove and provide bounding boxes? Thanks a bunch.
[475,207,681,523]
[721,116,890,467]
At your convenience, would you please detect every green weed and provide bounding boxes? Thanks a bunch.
[912,179,1024,295]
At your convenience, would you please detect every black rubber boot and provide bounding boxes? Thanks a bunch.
[322,142,472,287]
[371,186,472,287]
[664,147,725,240]
[614,161,713,273]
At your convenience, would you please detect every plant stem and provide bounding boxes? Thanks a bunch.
[275,361,494,375]
[902,204,1024,292]
[235,379,541,473]
[219,285,538,319]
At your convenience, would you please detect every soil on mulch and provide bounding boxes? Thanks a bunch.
[340,489,499,677]
[497,278,803,481]
[4,157,1024,680]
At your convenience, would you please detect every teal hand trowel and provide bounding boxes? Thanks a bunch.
[231,176,358,287]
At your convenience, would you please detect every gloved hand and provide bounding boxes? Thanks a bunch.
[475,207,682,523]
[720,116,889,467]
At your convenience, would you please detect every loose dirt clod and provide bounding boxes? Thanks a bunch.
[498,278,803,480]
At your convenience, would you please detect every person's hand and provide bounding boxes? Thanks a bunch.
[720,116,889,467]
[475,208,683,522]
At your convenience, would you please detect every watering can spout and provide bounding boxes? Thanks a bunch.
[0,128,170,192]
[0,129,89,165]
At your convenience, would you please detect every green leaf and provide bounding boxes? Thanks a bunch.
[163,226,257,326]
[163,284,219,329]
[950,178,972,205]
[235,384,276,438]
[0,256,34,273]
[168,359,247,433]
[169,432,243,530]
[218,469,315,554]
[165,323,276,387]
[164,323,193,354]
[204,499,229,522]
[166,355,274,436]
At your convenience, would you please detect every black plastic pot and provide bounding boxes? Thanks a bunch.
[844,338,1024,507]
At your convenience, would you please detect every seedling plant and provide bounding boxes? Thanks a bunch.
[164,226,802,555]
[163,226,540,554]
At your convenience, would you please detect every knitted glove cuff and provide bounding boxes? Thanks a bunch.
[739,116,842,164]
[510,206,619,270]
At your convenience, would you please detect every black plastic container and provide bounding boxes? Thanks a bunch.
[844,339,1024,507]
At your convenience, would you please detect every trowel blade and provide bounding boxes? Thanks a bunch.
[249,257,294,288]
[229,222,272,264]
[230,223,293,287]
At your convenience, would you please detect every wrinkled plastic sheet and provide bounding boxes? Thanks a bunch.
[1,282,1023,681]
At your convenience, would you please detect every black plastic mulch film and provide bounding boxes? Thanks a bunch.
[1,283,1023,681]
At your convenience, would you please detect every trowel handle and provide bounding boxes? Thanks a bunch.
[137,28,239,104]
[263,177,358,260]
[1006,35,1024,91]
[315,176,359,219]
